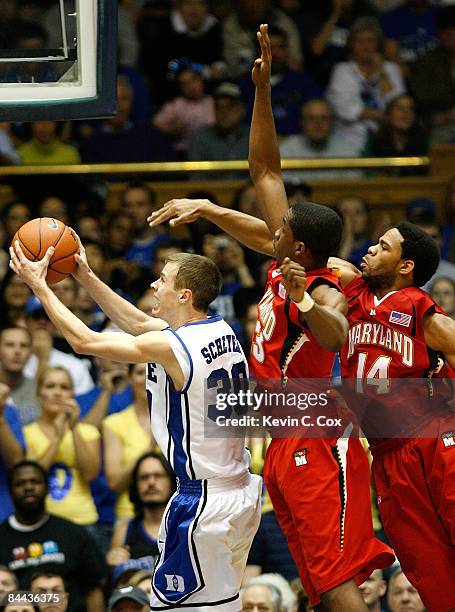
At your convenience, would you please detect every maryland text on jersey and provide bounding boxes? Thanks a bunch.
[346,322,413,366]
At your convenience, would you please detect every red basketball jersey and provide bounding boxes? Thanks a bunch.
[340,275,450,452]
[249,261,341,381]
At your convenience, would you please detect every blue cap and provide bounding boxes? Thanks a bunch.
[111,558,155,585]
[25,295,46,316]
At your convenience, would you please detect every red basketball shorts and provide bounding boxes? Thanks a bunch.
[264,437,394,607]
[372,416,455,612]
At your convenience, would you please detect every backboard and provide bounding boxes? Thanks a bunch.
[0,0,117,121]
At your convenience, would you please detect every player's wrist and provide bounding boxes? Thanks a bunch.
[293,292,314,313]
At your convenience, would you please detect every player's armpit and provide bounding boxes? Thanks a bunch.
[75,330,184,389]
[423,312,455,354]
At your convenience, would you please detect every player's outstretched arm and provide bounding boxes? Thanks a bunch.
[424,312,455,369]
[72,233,166,335]
[148,198,273,255]
[249,23,289,235]
[281,257,349,352]
[9,243,184,386]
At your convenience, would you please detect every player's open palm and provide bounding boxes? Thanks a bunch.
[280,257,307,303]
[251,24,272,88]
[148,198,206,228]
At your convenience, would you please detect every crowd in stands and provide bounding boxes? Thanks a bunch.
[0,0,455,169]
[0,0,455,609]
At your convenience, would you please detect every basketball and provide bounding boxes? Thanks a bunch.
[12,217,78,285]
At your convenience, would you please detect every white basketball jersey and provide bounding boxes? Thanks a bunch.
[146,315,251,481]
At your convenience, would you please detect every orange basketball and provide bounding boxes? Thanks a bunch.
[12,217,78,285]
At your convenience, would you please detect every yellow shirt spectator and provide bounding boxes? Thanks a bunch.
[24,421,100,525]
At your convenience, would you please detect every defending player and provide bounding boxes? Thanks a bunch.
[150,25,394,612]
[331,228,455,612]
[9,246,262,612]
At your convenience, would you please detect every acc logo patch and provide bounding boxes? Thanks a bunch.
[293,449,308,466]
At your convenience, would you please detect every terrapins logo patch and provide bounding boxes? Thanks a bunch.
[441,430,455,448]
[293,449,308,466]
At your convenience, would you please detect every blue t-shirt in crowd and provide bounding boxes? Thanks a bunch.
[76,385,134,419]
[124,233,170,269]
[381,5,438,64]
[0,405,24,522]
[240,69,321,135]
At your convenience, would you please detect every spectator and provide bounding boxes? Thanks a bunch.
[299,0,375,89]
[23,367,100,527]
[246,574,297,612]
[412,216,455,289]
[203,234,255,323]
[150,241,184,281]
[77,358,132,426]
[0,124,20,165]
[387,569,425,612]
[104,211,135,261]
[0,461,106,612]
[363,94,428,174]
[0,565,18,599]
[223,0,302,79]
[107,586,149,612]
[239,26,320,136]
[326,17,406,150]
[74,216,103,244]
[107,452,175,570]
[232,182,261,219]
[18,123,80,166]
[4,20,57,84]
[0,262,31,326]
[30,572,68,612]
[233,288,262,351]
[136,289,156,318]
[38,197,70,227]
[103,363,156,520]
[0,383,23,523]
[241,581,283,612]
[153,66,215,153]
[0,327,39,426]
[381,0,438,70]
[409,6,455,143]
[430,277,455,319]
[284,181,313,206]
[359,570,387,612]
[71,285,106,333]
[335,195,373,266]
[280,99,362,181]
[80,76,175,164]
[138,0,224,105]
[1,201,32,245]
[121,182,168,270]
[23,296,95,398]
[188,82,249,180]
[0,271,31,327]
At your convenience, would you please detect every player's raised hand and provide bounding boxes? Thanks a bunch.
[148,198,209,228]
[251,23,272,88]
[280,257,307,303]
[71,232,92,282]
[9,241,53,291]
